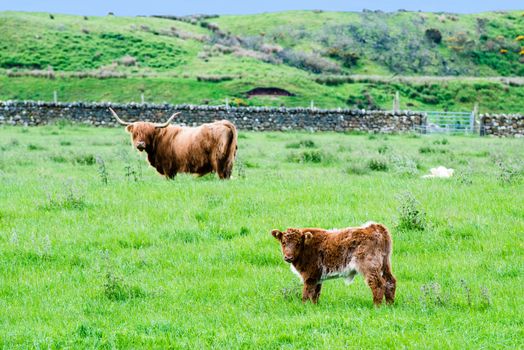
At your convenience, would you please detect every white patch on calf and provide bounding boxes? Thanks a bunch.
[321,258,359,282]
[290,264,303,282]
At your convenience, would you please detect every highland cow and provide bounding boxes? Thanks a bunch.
[271,222,396,305]
[110,108,237,179]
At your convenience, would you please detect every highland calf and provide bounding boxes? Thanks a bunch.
[271,222,396,305]
[110,108,237,179]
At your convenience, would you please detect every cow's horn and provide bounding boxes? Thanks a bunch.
[109,107,132,126]
[154,112,180,128]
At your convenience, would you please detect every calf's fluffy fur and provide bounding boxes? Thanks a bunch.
[271,222,396,305]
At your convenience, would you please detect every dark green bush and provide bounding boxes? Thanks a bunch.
[287,150,329,164]
[285,139,317,149]
[367,157,389,171]
[74,154,96,165]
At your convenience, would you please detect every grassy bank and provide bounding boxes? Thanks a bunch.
[1,76,524,112]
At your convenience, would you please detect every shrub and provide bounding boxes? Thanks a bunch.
[285,139,317,149]
[396,192,426,231]
[74,154,96,165]
[287,150,329,164]
[230,97,248,107]
[389,154,419,176]
[277,49,341,74]
[27,144,45,151]
[96,156,108,185]
[196,75,234,82]
[425,29,442,44]
[346,90,379,109]
[118,55,137,66]
[419,146,447,154]
[345,163,371,175]
[315,75,355,86]
[103,272,145,301]
[326,47,360,67]
[50,155,67,163]
[42,183,86,211]
[367,157,389,171]
[496,159,522,184]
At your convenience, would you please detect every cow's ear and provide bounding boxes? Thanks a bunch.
[271,229,283,240]
[126,124,134,133]
[304,232,313,243]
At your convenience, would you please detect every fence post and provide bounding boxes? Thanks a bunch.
[393,91,400,113]
[53,91,58,103]
[472,103,479,135]
[141,93,145,104]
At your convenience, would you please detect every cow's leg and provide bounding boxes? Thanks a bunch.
[216,158,233,179]
[363,270,386,306]
[312,283,322,303]
[302,279,320,303]
[217,169,227,179]
[165,172,176,180]
[218,167,231,180]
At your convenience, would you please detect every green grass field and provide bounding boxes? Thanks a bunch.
[0,124,523,348]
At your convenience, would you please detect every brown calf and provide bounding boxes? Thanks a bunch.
[271,222,396,305]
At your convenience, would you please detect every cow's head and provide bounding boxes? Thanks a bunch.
[271,228,312,263]
[109,108,180,152]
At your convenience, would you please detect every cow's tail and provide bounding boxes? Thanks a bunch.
[378,224,396,304]
[220,121,237,179]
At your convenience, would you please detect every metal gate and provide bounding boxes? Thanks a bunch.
[422,111,475,134]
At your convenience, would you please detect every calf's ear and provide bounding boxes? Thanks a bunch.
[271,229,283,240]
[126,124,134,133]
[304,231,313,243]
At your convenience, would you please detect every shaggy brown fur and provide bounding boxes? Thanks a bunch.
[123,120,237,179]
[271,223,396,305]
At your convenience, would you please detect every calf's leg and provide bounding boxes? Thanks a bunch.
[312,283,322,303]
[302,280,320,304]
[363,269,386,306]
[382,254,396,304]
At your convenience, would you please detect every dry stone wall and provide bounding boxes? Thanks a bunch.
[1,101,521,136]
[0,101,425,133]
[480,114,524,137]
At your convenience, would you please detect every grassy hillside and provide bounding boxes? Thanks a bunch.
[0,10,523,112]
[0,126,523,347]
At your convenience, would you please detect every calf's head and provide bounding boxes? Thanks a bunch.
[109,108,180,152]
[271,229,312,263]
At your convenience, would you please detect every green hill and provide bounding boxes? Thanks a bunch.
[0,10,523,112]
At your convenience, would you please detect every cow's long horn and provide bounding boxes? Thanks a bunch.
[154,112,180,128]
[109,107,132,126]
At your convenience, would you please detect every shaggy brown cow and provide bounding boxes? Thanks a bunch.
[271,222,396,305]
[110,108,237,179]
